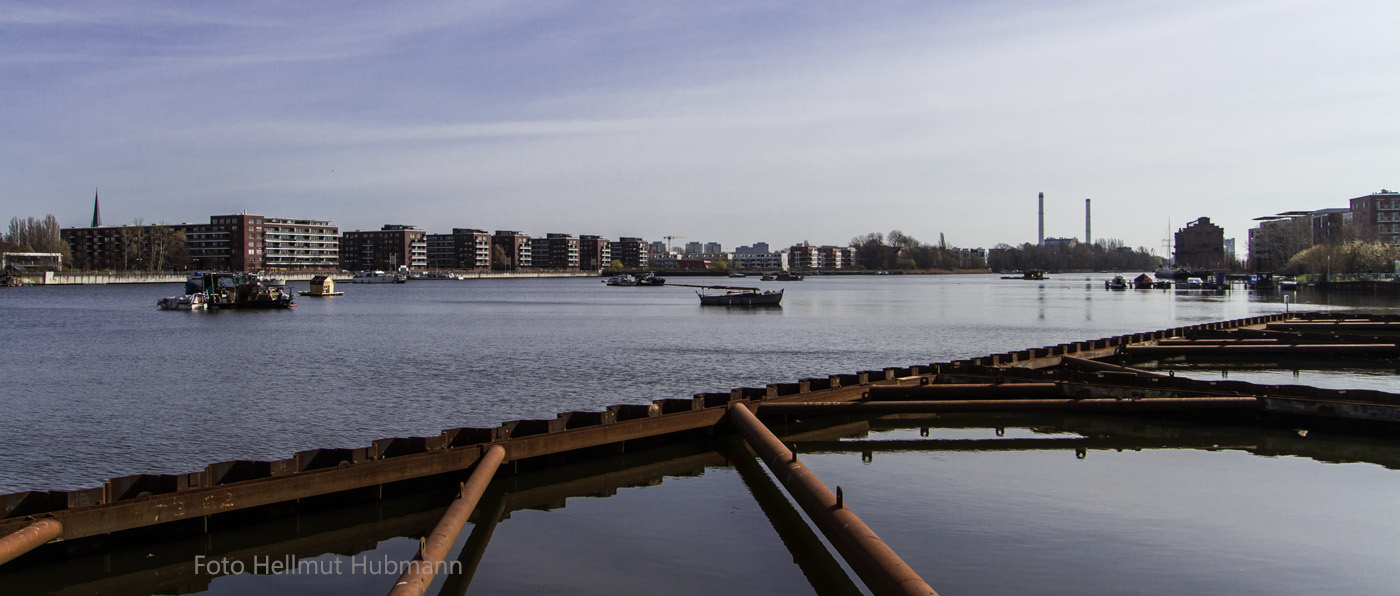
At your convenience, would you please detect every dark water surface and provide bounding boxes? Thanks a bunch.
[2,274,1398,595]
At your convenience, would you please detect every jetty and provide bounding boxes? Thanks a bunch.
[3,312,1399,594]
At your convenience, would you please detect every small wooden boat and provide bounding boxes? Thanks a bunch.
[694,285,783,306]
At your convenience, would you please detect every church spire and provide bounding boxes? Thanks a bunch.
[91,188,102,227]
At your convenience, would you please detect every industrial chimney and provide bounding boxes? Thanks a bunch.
[1085,198,1091,245]
[1038,192,1044,246]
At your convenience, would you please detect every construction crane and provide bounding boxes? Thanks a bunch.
[663,236,686,253]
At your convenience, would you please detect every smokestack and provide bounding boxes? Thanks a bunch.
[1038,192,1044,246]
[1085,198,1091,245]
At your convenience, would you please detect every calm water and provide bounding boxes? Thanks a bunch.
[2,274,1398,595]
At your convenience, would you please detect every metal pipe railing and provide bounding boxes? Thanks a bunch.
[727,403,938,596]
[387,444,506,596]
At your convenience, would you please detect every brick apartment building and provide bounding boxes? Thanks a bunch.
[64,213,338,272]
[579,235,612,270]
[613,237,649,268]
[491,231,532,270]
[426,228,492,270]
[340,225,427,271]
[1349,189,1400,245]
[535,233,580,270]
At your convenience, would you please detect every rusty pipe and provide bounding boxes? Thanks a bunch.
[727,403,938,596]
[388,444,506,596]
[1123,344,1400,357]
[0,519,62,566]
[867,383,1062,401]
[758,397,1261,416]
[1059,356,1168,377]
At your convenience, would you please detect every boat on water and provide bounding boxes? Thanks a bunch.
[1001,269,1046,280]
[695,285,783,306]
[1106,275,1128,290]
[156,293,207,310]
[350,270,407,284]
[775,272,804,281]
[297,275,343,297]
[760,274,777,281]
[159,272,295,310]
[606,273,666,286]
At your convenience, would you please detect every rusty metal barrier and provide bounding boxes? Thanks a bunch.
[0,311,1386,573]
[0,519,61,566]
[727,403,938,596]
[758,397,1264,416]
[388,444,506,596]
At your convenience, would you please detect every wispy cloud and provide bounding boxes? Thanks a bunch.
[3,0,1398,251]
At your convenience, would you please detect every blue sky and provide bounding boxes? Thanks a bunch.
[3,0,1397,255]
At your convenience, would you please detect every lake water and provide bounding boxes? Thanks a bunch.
[2,274,1398,595]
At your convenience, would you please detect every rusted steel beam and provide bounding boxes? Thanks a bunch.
[727,403,938,596]
[0,444,489,542]
[719,438,865,596]
[0,406,738,541]
[1123,344,1399,357]
[0,519,62,566]
[867,383,1063,401]
[1059,356,1168,377]
[758,397,1262,416]
[437,490,508,596]
[1268,321,1400,332]
[389,444,505,596]
[788,437,1255,454]
[1157,338,1285,345]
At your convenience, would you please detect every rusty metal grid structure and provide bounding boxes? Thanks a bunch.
[5,311,1400,594]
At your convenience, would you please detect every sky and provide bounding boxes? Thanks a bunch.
[3,0,1397,257]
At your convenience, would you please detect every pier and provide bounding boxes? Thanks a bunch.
[3,311,1399,593]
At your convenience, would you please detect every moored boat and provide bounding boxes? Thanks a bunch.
[350,270,407,284]
[156,293,207,311]
[605,274,639,286]
[172,272,296,309]
[695,285,783,306]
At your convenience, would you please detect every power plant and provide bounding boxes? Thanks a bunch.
[1085,198,1092,245]
[1037,192,1044,246]
[1036,193,1095,246]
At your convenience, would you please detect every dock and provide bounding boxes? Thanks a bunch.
[3,311,1399,594]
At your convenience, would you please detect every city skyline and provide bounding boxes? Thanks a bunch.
[4,1,1397,254]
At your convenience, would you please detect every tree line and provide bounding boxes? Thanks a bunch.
[848,231,987,270]
[987,240,1163,273]
[2,215,72,262]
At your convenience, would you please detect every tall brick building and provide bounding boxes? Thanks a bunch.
[1174,217,1226,270]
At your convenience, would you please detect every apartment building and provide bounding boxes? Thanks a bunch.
[492,231,532,270]
[1349,189,1400,245]
[613,237,649,268]
[535,233,580,270]
[426,228,492,270]
[340,225,427,271]
[579,235,611,270]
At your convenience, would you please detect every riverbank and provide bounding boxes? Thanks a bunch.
[12,270,602,285]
